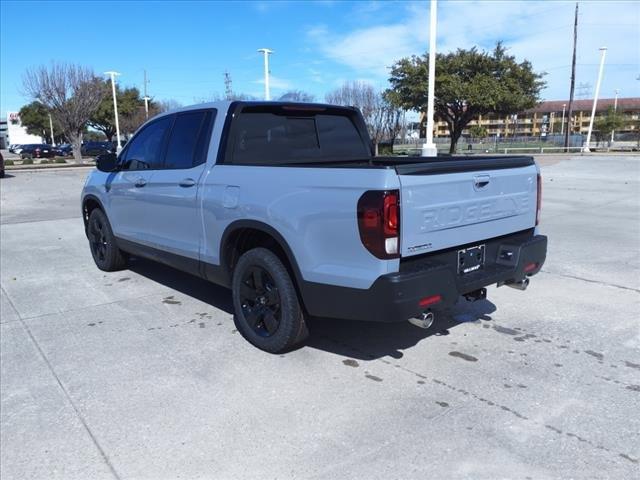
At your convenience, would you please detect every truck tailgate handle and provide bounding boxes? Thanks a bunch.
[179,178,196,188]
[473,175,490,189]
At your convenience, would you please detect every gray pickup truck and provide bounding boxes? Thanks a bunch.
[81,101,547,353]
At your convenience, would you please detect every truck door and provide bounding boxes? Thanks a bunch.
[141,109,215,261]
[107,115,173,244]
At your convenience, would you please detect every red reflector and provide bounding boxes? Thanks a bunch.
[524,262,538,273]
[419,294,442,307]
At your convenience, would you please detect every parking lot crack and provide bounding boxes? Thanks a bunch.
[540,270,640,293]
[17,319,122,480]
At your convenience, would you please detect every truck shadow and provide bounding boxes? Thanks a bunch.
[306,299,497,360]
[128,258,234,314]
[127,257,496,359]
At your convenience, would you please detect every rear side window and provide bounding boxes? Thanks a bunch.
[120,116,172,170]
[229,108,369,165]
[164,110,214,169]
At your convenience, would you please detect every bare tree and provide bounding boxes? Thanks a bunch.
[157,99,183,112]
[278,90,315,102]
[23,63,104,161]
[325,81,401,155]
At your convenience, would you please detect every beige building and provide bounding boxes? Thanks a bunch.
[423,97,640,138]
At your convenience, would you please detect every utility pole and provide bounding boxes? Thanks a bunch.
[584,47,607,152]
[104,71,122,152]
[561,103,566,135]
[421,0,438,157]
[611,88,620,144]
[224,71,233,100]
[564,2,579,150]
[143,69,150,119]
[48,113,55,146]
[257,48,273,100]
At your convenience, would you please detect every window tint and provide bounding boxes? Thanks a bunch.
[120,116,172,170]
[164,111,207,169]
[316,115,369,158]
[230,108,368,165]
[193,110,215,167]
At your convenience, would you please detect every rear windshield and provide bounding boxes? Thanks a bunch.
[228,106,370,165]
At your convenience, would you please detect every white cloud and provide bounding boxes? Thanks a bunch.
[306,0,640,100]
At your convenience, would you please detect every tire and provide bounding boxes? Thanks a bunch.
[231,247,309,353]
[87,208,128,272]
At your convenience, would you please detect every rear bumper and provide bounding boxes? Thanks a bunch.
[300,231,547,322]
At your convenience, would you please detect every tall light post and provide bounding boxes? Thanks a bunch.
[143,96,150,119]
[560,103,566,136]
[421,0,438,157]
[48,113,55,146]
[611,88,620,144]
[583,47,607,152]
[104,71,122,152]
[257,48,273,101]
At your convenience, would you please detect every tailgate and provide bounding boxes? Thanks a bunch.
[397,157,538,257]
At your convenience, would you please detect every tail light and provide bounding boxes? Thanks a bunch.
[536,173,542,226]
[357,190,400,259]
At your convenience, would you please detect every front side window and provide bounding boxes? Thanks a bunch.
[120,116,173,170]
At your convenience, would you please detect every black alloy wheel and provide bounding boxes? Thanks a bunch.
[88,214,108,263]
[231,247,309,353]
[239,265,281,337]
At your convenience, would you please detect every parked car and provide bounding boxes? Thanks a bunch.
[81,141,113,157]
[8,144,21,153]
[0,152,4,177]
[20,144,55,159]
[54,144,74,156]
[81,101,547,353]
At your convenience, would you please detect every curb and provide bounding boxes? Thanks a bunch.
[5,163,95,172]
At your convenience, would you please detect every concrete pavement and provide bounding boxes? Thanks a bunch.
[1,157,639,479]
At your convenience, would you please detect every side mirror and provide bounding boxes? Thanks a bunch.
[96,152,118,172]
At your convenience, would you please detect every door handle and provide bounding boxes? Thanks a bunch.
[179,178,196,188]
[134,177,147,188]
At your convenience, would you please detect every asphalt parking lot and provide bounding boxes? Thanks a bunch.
[1,155,639,479]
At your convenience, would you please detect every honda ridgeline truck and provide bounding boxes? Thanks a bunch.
[82,101,547,353]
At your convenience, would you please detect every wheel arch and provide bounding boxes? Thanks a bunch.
[219,220,306,304]
[82,194,105,233]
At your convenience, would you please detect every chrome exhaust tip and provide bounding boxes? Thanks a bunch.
[506,278,530,291]
[409,311,435,329]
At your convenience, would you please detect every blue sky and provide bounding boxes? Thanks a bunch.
[1,0,639,114]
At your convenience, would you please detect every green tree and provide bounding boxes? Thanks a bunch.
[18,101,66,144]
[89,81,147,141]
[387,42,545,153]
[469,124,488,140]
[594,106,625,145]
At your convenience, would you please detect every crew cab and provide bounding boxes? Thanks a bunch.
[81,101,547,353]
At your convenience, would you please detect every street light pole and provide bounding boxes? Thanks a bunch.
[611,88,619,144]
[422,0,438,157]
[560,103,566,136]
[104,71,122,152]
[48,113,55,146]
[583,47,607,152]
[257,48,273,101]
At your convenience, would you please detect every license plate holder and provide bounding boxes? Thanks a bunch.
[458,245,485,275]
